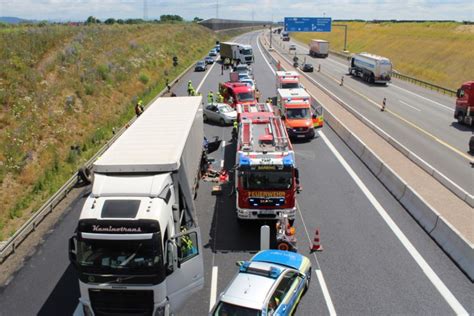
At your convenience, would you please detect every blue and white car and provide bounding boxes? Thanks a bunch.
[210,250,311,316]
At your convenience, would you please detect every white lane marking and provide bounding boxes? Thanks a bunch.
[296,201,337,316]
[390,84,454,112]
[220,159,224,168]
[256,35,276,75]
[196,56,219,93]
[318,130,468,315]
[209,266,218,311]
[399,100,421,112]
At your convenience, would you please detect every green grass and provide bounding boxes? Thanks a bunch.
[291,22,474,90]
[0,22,220,241]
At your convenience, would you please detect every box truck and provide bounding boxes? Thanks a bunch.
[309,39,329,58]
[70,96,205,316]
[349,53,392,84]
[220,42,254,64]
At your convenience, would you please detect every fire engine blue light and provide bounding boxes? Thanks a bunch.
[283,154,294,166]
[239,153,250,166]
[279,198,285,202]
[249,199,255,202]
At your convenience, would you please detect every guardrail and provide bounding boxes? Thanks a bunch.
[0,61,196,264]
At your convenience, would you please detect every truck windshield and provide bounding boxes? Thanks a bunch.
[281,82,299,89]
[77,236,163,274]
[241,170,293,190]
[238,92,255,102]
[286,108,311,119]
[241,48,253,55]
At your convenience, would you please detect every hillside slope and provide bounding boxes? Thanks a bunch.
[292,22,474,90]
[0,23,217,240]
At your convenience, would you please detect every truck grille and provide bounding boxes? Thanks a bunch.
[295,127,308,132]
[89,289,154,316]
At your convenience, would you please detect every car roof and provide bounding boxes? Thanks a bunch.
[252,250,304,271]
[221,261,279,310]
[217,103,233,110]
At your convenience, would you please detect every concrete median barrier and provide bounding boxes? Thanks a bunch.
[346,133,366,158]
[360,148,384,176]
[430,216,474,281]
[399,189,439,232]
[378,164,408,200]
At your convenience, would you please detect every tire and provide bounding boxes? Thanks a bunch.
[303,267,312,294]
[219,118,225,126]
[78,166,93,184]
[457,113,465,124]
[203,114,208,122]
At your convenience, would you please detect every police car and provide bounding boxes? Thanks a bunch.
[210,250,311,316]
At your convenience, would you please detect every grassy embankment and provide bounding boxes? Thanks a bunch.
[292,22,474,90]
[0,23,224,240]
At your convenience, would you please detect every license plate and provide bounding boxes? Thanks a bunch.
[297,135,306,138]
[260,210,275,215]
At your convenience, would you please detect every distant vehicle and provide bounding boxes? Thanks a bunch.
[454,81,473,126]
[210,250,311,315]
[215,44,220,52]
[289,44,296,51]
[238,72,251,81]
[281,31,290,41]
[309,39,329,58]
[219,81,256,108]
[276,71,301,90]
[300,63,314,72]
[234,64,252,75]
[220,42,254,64]
[195,60,207,72]
[203,103,237,125]
[205,56,215,64]
[469,136,474,153]
[69,97,205,316]
[349,53,392,84]
[240,78,256,89]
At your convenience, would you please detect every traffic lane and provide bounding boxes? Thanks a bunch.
[291,128,463,315]
[286,35,456,112]
[271,41,472,193]
[0,186,87,316]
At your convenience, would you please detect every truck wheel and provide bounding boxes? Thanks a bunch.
[370,75,375,84]
[203,114,208,122]
[457,113,465,124]
[219,118,225,126]
[78,166,93,184]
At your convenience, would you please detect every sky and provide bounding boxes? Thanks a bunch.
[0,0,473,22]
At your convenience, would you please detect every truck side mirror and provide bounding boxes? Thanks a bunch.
[166,240,179,274]
[68,236,77,265]
[281,115,286,120]
[296,185,303,194]
[312,114,317,119]
[456,89,461,98]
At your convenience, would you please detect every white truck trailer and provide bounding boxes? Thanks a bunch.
[69,96,205,316]
[309,39,329,58]
[349,52,392,84]
[220,41,254,64]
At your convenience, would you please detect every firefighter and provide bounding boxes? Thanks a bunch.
[255,88,261,102]
[232,121,238,141]
[207,91,214,105]
[381,97,386,111]
[135,100,144,117]
[187,80,193,96]
[266,97,272,105]
[217,93,224,103]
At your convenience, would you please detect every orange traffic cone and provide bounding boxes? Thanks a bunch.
[310,229,323,252]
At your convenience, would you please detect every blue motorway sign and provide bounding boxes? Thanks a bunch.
[284,17,332,32]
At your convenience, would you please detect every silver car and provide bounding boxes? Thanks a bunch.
[203,103,237,125]
[210,250,312,316]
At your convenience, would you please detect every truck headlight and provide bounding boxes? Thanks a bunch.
[83,304,93,316]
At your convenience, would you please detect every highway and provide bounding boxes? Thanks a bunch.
[269,33,473,196]
[0,31,472,316]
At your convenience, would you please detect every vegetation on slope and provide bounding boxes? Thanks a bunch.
[292,22,474,90]
[0,23,218,240]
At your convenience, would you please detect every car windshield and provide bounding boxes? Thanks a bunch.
[241,170,293,190]
[218,105,234,113]
[197,62,205,66]
[286,108,311,119]
[241,49,253,55]
[77,236,163,273]
[213,301,261,316]
[237,92,254,102]
[281,82,299,89]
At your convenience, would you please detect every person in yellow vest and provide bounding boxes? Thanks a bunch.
[217,93,224,103]
[207,91,214,105]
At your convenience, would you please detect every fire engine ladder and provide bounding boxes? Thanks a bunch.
[269,116,289,151]
[240,119,253,151]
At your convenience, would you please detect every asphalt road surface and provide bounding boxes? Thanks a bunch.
[0,31,472,316]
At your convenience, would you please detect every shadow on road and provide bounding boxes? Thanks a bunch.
[38,264,79,316]
[208,140,277,253]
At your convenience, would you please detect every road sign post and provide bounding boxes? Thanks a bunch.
[333,24,348,52]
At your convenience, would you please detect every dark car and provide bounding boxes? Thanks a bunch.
[205,56,214,64]
[194,61,207,72]
[301,63,314,72]
[469,136,474,153]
